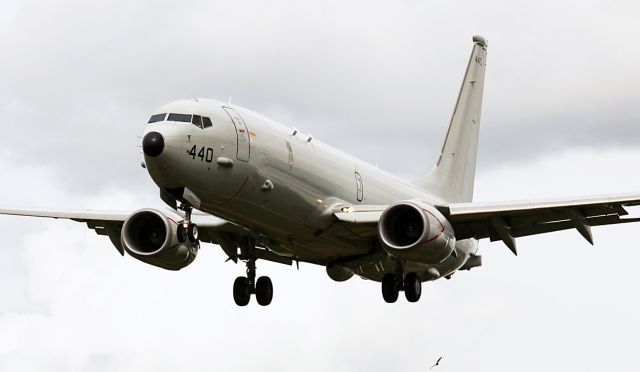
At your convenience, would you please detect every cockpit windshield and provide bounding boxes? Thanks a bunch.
[167,113,192,122]
[192,115,203,128]
[203,116,213,128]
[148,113,166,123]
[157,112,214,129]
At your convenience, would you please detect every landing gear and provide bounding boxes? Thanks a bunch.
[187,223,198,242]
[232,236,274,306]
[255,276,273,306]
[382,273,400,303]
[381,261,422,303]
[404,272,422,303]
[233,276,251,306]
[177,202,198,243]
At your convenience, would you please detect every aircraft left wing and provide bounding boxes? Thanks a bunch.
[0,207,292,265]
[333,194,640,254]
[440,194,640,254]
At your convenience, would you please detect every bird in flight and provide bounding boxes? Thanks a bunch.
[429,356,443,369]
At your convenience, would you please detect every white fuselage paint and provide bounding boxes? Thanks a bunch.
[143,98,476,281]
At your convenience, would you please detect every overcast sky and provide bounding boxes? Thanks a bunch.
[1,0,640,371]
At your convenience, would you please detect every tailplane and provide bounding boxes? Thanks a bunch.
[415,36,488,203]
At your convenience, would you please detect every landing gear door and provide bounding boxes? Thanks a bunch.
[222,107,250,162]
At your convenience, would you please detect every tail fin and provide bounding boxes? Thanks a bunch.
[415,35,488,203]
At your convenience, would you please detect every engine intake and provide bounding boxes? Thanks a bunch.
[121,209,198,270]
[378,201,455,264]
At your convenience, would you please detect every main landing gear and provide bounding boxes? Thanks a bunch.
[233,236,274,306]
[381,262,422,303]
[177,202,199,244]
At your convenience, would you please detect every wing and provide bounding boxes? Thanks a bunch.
[332,194,640,254]
[439,193,640,254]
[0,207,292,265]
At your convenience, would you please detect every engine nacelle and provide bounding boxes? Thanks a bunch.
[378,200,455,264]
[121,209,198,271]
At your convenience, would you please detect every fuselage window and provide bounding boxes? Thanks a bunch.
[192,115,203,128]
[203,116,213,128]
[148,113,166,123]
[167,113,192,122]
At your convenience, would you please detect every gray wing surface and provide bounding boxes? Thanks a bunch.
[439,194,640,254]
[332,194,640,254]
[0,207,132,255]
[0,207,292,265]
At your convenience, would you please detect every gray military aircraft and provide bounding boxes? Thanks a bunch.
[3,36,640,306]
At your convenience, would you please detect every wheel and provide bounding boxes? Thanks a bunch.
[177,225,187,243]
[404,272,422,303]
[187,223,198,243]
[233,276,251,306]
[255,276,273,306]
[382,273,399,303]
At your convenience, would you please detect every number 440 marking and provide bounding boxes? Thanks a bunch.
[188,145,214,163]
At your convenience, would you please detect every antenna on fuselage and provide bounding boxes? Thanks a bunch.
[227,96,232,104]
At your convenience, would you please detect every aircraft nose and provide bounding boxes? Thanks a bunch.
[142,131,164,157]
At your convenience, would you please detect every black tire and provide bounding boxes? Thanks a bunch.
[255,276,273,306]
[188,223,198,243]
[404,272,422,303]
[177,225,187,243]
[382,273,399,303]
[233,276,251,306]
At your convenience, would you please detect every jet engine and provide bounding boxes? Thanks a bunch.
[121,209,198,270]
[378,201,456,264]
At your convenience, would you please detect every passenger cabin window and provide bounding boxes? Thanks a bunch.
[203,116,213,128]
[167,113,192,122]
[148,113,166,123]
[192,115,203,129]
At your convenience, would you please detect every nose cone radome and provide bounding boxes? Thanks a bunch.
[143,131,164,157]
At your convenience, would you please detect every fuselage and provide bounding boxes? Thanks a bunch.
[143,98,476,281]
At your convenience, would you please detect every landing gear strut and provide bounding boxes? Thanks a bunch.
[177,202,198,243]
[233,236,273,306]
[381,260,422,303]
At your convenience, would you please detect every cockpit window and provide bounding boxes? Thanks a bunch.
[148,113,166,123]
[203,116,213,128]
[167,113,192,122]
[192,115,203,129]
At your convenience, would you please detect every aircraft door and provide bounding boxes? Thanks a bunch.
[222,107,250,162]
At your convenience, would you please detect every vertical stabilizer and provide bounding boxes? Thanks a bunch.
[415,36,488,203]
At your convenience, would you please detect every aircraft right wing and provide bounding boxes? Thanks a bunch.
[0,207,293,266]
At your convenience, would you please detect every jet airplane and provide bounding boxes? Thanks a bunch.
[3,36,640,306]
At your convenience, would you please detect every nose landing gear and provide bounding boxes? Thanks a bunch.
[233,236,274,306]
[177,202,199,243]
